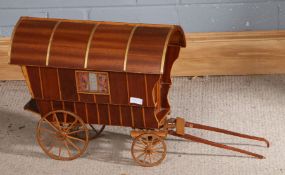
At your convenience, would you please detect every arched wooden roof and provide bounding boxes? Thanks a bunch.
[10,17,186,74]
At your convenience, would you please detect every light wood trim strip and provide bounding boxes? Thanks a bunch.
[131,106,135,128]
[123,25,138,71]
[50,101,54,111]
[73,102,77,114]
[108,104,111,125]
[119,105,123,126]
[56,68,62,100]
[85,103,89,124]
[38,67,44,99]
[142,107,146,129]
[62,101,65,110]
[126,73,130,104]
[144,74,149,106]
[46,21,61,66]
[160,26,174,73]
[21,66,34,97]
[84,23,100,68]
[96,104,100,124]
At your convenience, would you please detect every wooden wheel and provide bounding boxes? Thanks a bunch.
[131,133,167,167]
[36,110,89,160]
[73,124,105,140]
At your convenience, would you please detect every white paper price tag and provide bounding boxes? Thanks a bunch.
[130,97,143,105]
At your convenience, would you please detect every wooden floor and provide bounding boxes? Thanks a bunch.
[0,38,23,80]
[1,30,285,80]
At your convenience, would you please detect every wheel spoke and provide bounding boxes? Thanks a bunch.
[67,129,85,135]
[66,119,78,132]
[66,138,81,152]
[136,152,146,159]
[138,138,148,146]
[64,140,72,157]
[151,139,161,148]
[133,149,145,152]
[53,113,60,129]
[43,118,59,132]
[66,135,86,143]
[40,127,57,135]
[152,147,164,151]
[148,154,152,164]
[143,153,147,164]
[134,144,145,150]
[152,150,164,154]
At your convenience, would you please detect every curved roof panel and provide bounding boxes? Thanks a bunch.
[10,17,186,74]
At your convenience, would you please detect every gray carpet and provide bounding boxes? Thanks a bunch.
[0,75,284,175]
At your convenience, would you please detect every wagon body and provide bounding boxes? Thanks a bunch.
[10,17,186,129]
[9,17,269,166]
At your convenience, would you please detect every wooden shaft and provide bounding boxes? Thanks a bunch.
[168,130,265,159]
[185,122,270,148]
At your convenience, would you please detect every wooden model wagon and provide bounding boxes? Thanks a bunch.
[9,17,269,167]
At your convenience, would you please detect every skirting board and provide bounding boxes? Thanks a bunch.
[1,30,285,80]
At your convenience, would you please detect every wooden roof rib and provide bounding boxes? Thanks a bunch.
[9,17,186,74]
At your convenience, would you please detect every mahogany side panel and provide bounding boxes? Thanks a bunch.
[63,101,75,113]
[120,106,133,127]
[58,69,78,101]
[98,104,110,125]
[79,94,95,103]
[109,72,128,105]
[132,106,145,129]
[51,101,63,110]
[10,19,57,66]
[49,22,94,68]
[74,102,88,123]
[144,107,159,129]
[26,66,42,98]
[40,67,60,100]
[127,73,147,106]
[95,95,109,104]
[109,105,121,126]
[86,103,99,124]
[126,27,171,74]
[88,24,134,71]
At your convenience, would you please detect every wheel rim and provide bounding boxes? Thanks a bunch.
[131,133,166,167]
[36,110,89,160]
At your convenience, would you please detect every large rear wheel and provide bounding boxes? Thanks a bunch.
[36,110,89,160]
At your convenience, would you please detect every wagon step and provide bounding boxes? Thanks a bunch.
[167,117,269,159]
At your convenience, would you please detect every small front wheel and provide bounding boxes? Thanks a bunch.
[131,133,167,167]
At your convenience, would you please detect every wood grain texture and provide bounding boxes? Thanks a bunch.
[173,31,285,76]
[2,30,285,80]
[0,37,23,80]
